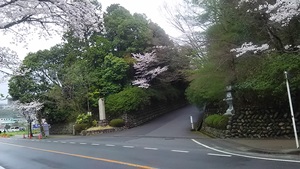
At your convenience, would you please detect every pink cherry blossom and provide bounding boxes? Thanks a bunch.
[132,51,168,88]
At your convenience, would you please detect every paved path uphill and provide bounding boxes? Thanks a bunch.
[108,105,205,139]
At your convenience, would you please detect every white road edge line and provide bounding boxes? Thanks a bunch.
[105,144,115,147]
[144,147,158,150]
[123,146,134,148]
[208,153,232,157]
[0,166,5,169]
[191,139,300,163]
[171,150,189,153]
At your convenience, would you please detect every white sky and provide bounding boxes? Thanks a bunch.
[0,0,183,103]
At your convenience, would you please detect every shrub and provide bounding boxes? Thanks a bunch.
[76,114,92,126]
[204,114,229,130]
[204,114,219,127]
[92,120,98,127]
[218,115,229,129]
[109,119,125,127]
[74,123,88,134]
[105,87,151,118]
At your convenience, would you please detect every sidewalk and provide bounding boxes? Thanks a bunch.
[198,130,300,155]
[224,138,300,155]
[206,138,300,155]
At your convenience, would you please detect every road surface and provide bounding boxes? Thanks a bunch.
[1,105,300,169]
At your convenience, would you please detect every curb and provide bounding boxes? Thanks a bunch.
[198,130,217,139]
[220,139,300,155]
[246,148,300,155]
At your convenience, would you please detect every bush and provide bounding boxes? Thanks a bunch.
[74,123,88,134]
[109,119,125,127]
[92,120,98,127]
[76,114,92,126]
[204,114,229,130]
[105,87,151,118]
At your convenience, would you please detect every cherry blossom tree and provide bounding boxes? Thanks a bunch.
[0,47,22,81]
[232,0,300,57]
[240,0,300,24]
[12,100,44,137]
[0,0,103,79]
[0,0,103,38]
[132,51,168,88]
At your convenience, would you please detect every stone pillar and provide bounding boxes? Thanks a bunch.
[98,98,107,126]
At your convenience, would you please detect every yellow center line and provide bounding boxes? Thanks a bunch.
[0,141,154,169]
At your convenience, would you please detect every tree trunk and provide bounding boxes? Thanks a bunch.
[37,111,45,137]
[29,122,33,137]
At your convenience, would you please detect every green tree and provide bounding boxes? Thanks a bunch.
[104,4,152,56]
[174,0,300,110]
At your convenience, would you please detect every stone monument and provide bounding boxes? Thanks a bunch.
[224,85,234,115]
[98,98,107,126]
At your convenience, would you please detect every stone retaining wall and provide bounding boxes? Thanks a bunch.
[202,107,300,138]
[49,123,74,135]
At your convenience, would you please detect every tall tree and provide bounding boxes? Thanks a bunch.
[104,4,152,57]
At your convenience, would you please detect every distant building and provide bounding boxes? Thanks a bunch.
[0,103,27,127]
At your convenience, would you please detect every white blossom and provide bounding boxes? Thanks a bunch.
[0,0,103,80]
[239,0,300,25]
[132,78,150,89]
[265,0,300,24]
[284,44,292,50]
[10,100,44,122]
[0,0,103,39]
[0,47,21,81]
[231,42,270,57]
[236,1,300,56]
[132,51,168,88]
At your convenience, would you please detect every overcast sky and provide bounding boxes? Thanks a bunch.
[0,0,183,104]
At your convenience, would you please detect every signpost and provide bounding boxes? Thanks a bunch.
[284,71,299,149]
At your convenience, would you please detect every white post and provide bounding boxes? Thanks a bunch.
[284,71,299,149]
[190,116,194,130]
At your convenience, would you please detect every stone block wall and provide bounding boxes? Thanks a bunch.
[227,108,300,138]
[49,123,75,135]
[203,107,300,138]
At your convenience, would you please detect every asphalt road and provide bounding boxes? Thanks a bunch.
[1,105,300,169]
